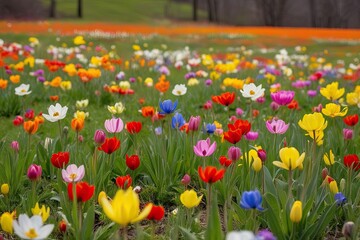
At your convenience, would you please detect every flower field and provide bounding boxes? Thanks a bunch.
[0,27,359,239]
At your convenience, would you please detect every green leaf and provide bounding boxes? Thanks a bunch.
[81,204,95,240]
[179,226,198,240]
[205,194,224,240]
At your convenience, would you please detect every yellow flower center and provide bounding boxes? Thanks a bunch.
[53,112,59,117]
[70,173,77,180]
[26,228,38,239]
[21,89,26,92]
[177,90,182,95]
[249,90,255,95]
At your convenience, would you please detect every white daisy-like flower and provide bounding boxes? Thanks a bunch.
[172,84,187,96]
[75,99,89,110]
[226,231,256,240]
[42,103,68,122]
[15,84,32,96]
[13,214,54,240]
[240,83,265,101]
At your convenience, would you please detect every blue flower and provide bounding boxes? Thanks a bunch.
[240,190,264,211]
[159,99,178,114]
[205,123,216,134]
[154,127,162,135]
[171,113,185,129]
[334,192,346,206]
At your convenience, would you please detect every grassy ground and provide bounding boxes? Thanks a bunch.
[42,0,207,23]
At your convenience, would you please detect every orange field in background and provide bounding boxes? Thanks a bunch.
[0,21,360,40]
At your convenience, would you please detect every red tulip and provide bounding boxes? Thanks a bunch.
[219,156,232,167]
[51,152,70,168]
[211,92,235,106]
[115,175,132,189]
[126,154,140,170]
[98,137,120,154]
[126,121,142,134]
[67,181,95,202]
[343,114,359,127]
[223,129,242,144]
[147,204,165,221]
[230,119,251,135]
[198,166,225,184]
[343,154,360,170]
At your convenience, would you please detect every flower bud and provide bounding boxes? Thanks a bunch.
[10,141,19,152]
[270,101,280,111]
[340,178,346,192]
[342,221,354,238]
[59,220,67,233]
[181,174,191,186]
[78,135,84,143]
[343,128,353,140]
[27,164,42,181]
[1,184,9,195]
[62,126,69,136]
[227,146,241,161]
[290,201,302,223]
[133,186,142,194]
[321,167,328,180]
[93,129,106,145]
[236,108,244,116]
[257,149,267,163]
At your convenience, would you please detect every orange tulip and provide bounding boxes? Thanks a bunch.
[71,118,84,132]
[24,120,39,134]
[155,79,170,93]
[0,79,8,89]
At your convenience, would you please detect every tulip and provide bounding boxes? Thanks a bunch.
[13,214,54,240]
[224,129,242,144]
[188,116,201,132]
[270,90,295,105]
[126,154,140,170]
[71,117,84,132]
[342,221,354,238]
[265,119,289,134]
[104,118,124,133]
[98,137,121,154]
[126,121,142,134]
[322,103,348,117]
[343,114,358,126]
[11,141,19,152]
[319,81,344,101]
[193,138,216,157]
[67,181,95,202]
[58,220,67,233]
[23,120,39,135]
[147,205,165,221]
[198,166,225,184]
[240,190,264,211]
[31,202,50,222]
[181,174,191,186]
[61,164,85,183]
[27,164,42,181]
[245,131,259,141]
[115,175,132,189]
[0,211,15,234]
[51,152,70,168]
[94,129,106,145]
[98,188,152,226]
[180,189,203,208]
[290,201,302,223]
[323,149,335,165]
[159,99,178,114]
[211,92,235,106]
[171,113,185,130]
[257,149,267,162]
[343,154,360,170]
[227,146,241,161]
[1,184,9,195]
[343,128,353,140]
[273,147,305,171]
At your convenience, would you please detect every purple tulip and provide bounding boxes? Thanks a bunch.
[245,131,259,141]
[205,79,213,86]
[104,117,124,133]
[343,128,353,140]
[257,149,267,162]
[11,141,19,152]
[227,146,241,161]
[307,90,317,97]
[188,116,201,132]
[193,138,216,157]
[265,119,289,134]
[94,129,106,145]
[270,90,295,106]
[181,174,191,186]
[27,164,42,181]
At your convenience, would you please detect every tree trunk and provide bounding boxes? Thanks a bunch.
[309,0,317,27]
[78,0,83,18]
[207,0,214,22]
[193,0,198,21]
[213,0,218,23]
[49,0,56,18]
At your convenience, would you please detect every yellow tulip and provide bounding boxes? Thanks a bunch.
[180,190,203,209]
[248,149,262,172]
[298,112,327,132]
[1,183,9,195]
[74,36,86,45]
[273,147,305,171]
[346,91,360,107]
[290,201,302,223]
[329,180,339,194]
[0,211,15,233]
[323,149,335,166]
[322,103,348,118]
[320,82,344,101]
[31,202,50,222]
[307,130,325,146]
[98,188,152,226]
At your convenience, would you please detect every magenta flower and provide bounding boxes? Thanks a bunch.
[188,116,201,132]
[193,138,216,157]
[270,90,295,106]
[27,164,42,181]
[104,117,124,133]
[228,146,241,161]
[61,164,85,183]
[266,119,289,134]
[343,128,353,140]
[245,131,259,141]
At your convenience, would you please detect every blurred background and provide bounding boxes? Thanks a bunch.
[0,0,359,28]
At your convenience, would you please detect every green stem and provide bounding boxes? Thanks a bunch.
[58,120,63,150]
[288,169,293,199]
[262,164,265,195]
[207,184,212,224]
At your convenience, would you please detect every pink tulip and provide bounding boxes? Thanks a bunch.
[188,116,201,132]
[270,90,295,106]
[227,146,241,161]
[104,118,124,133]
[266,119,289,134]
[193,138,216,157]
[62,164,85,183]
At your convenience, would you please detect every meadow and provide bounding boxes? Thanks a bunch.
[0,30,359,240]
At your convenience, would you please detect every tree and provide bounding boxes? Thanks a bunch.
[193,0,198,21]
[78,0,83,18]
[49,0,56,18]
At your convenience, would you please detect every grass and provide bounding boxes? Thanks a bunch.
[42,0,207,23]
